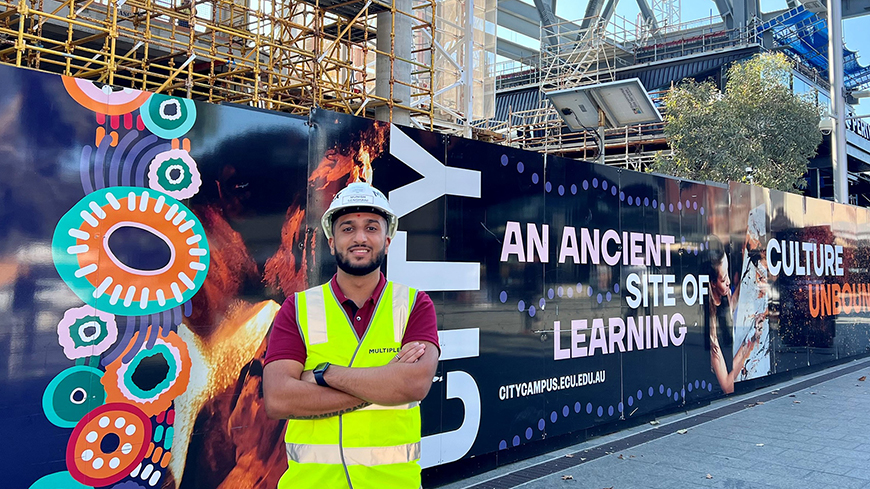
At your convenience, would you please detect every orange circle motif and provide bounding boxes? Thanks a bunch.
[66,403,152,486]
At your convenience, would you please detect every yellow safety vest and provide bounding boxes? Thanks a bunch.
[278,281,421,489]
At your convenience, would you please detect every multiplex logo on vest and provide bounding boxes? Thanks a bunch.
[383,125,482,469]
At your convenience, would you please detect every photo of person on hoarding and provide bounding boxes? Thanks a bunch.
[704,235,766,394]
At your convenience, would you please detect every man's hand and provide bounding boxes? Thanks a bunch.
[300,342,428,383]
[390,342,426,364]
[263,359,369,419]
[318,341,439,405]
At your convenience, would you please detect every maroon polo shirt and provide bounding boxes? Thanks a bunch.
[264,273,439,366]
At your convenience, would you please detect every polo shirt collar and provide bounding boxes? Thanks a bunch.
[329,272,387,307]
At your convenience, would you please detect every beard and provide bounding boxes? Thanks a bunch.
[334,246,386,276]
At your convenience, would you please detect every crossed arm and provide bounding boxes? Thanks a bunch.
[263,341,439,420]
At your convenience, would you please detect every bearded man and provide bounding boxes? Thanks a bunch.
[263,182,439,489]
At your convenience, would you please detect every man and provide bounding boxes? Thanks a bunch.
[263,182,439,489]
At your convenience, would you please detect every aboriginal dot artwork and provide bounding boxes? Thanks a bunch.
[138,93,197,140]
[147,148,202,200]
[42,365,107,428]
[33,77,212,489]
[52,186,210,316]
[66,403,152,486]
[102,330,191,417]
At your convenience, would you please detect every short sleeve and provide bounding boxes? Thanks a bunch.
[264,295,307,366]
[402,291,439,352]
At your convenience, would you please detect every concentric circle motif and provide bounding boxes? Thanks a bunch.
[51,186,210,316]
[138,93,196,139]
[61,76,150,116]
[147,149,202,199]
[42,366,106,429]
[102,331,190,417]
[66,403,152,487]
[56,305,118,360]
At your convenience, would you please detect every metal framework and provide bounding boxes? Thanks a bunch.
[0,0,437,125]
[478,11,759,168]
[651,0,679,33]
[539,13,637,92]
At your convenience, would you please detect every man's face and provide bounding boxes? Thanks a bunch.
[329,211,390,276]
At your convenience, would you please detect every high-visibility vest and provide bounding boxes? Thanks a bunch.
[278,281,421,489]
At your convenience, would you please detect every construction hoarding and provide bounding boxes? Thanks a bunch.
[2,64,870,489]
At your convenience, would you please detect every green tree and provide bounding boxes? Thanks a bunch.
[649,52,822,192]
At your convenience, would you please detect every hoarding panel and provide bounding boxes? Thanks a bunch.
[728,182,773,383]
[767,188,807,374]
[679,180,715,404]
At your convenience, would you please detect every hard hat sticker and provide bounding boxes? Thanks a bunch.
[342,194,374,205]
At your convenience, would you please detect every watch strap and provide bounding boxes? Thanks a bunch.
[314,362,331,387]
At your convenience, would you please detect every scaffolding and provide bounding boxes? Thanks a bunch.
[479,11,761,168]
[539,13,637,92]
[0,0,438,125]
[651,0,680,34]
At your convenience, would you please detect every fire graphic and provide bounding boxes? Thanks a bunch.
[170,121,390,488]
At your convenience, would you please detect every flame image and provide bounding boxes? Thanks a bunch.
[168,121,390,488]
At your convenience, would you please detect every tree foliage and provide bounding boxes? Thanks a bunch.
[648,53,822,192]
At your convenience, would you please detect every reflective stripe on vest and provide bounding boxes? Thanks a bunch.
[305,284,328,345]
[358,401,419,411]
[279,281,421,489]
[392,283,410,343]
[287,441,421,466]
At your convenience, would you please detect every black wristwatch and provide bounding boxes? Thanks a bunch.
[313,362,331,387]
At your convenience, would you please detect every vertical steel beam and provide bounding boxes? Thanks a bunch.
[376,0,412,125]
[828,0,849,203]
[532,0,559,47]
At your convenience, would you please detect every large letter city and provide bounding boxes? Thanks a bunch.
[499,222,848,361]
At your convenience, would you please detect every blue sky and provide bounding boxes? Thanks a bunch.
[503,0,870,115]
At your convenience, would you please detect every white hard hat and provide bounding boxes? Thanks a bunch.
[321,182,398,239]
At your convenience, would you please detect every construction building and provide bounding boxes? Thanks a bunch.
[485,0,870,204]
[0,0,497,134]
[2,0,870,201]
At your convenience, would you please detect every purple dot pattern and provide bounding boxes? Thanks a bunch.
[498,380,713,450]
[497,155,705,326]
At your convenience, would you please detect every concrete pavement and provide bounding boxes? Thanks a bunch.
[438,358,870,489]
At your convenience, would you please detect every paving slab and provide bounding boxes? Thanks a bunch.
[436,358,870,489]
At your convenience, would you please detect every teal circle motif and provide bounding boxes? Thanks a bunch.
[157,158,194,191]
[29,471,93,489]
[51,186,210,316]
[124,343,179,400]
[139,93,197,139]
[68,316,109,348]
[42,366,106,428]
